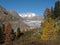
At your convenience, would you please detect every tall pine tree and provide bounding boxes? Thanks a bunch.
[0,26,4,44]
[53,1,60,19]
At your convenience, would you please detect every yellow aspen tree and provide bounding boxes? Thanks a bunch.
[41,18,57,40]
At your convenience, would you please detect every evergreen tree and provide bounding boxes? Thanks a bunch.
[53,1,60,19]
[11,29,15,41]
[51,7,54,14]
[17,28,21,37]
[0,26,4,43]
[16,27,24,40]
[2,23,5,31]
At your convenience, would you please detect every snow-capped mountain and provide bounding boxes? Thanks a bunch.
[19,13,36,18]
[19,13,44,28]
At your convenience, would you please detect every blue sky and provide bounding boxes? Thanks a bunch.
[0,0,57,15]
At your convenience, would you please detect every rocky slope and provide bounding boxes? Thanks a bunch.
[0,5,29,32]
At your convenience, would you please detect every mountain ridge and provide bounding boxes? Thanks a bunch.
[0,6,30,32]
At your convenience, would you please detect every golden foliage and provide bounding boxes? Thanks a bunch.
[41,18,57,40]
